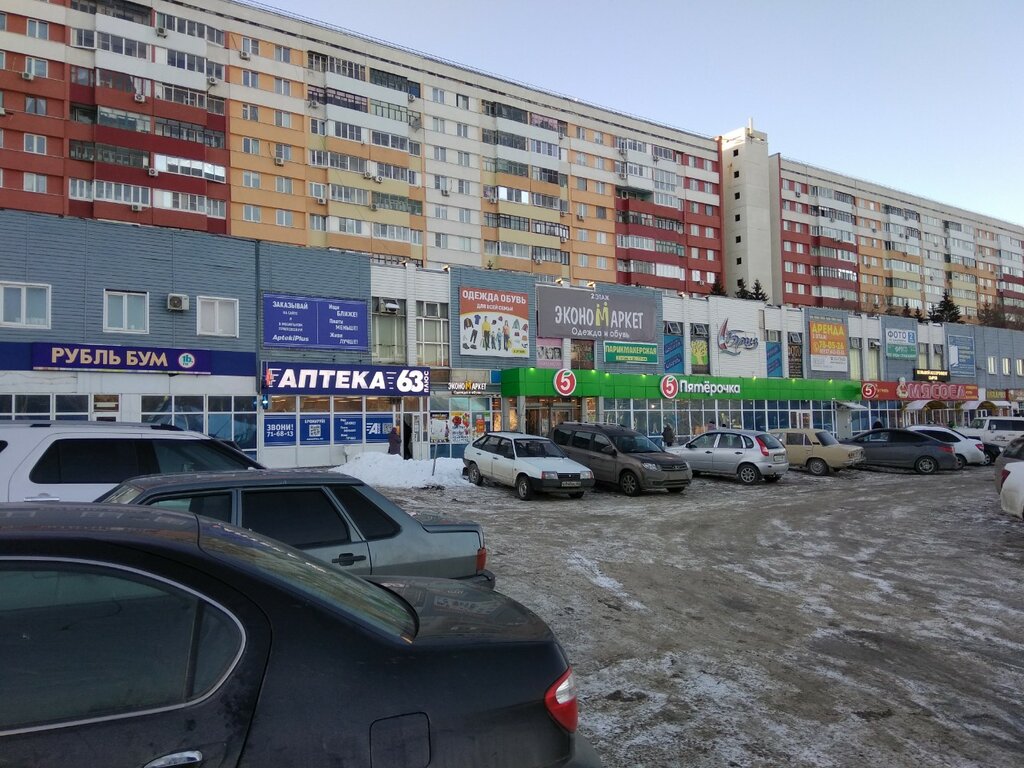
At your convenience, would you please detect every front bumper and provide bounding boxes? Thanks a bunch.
[531,476,597,493]
[638,470,693,490]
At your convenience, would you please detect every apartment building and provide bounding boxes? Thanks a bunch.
[0,0,723,295]
[723,127,1024,320]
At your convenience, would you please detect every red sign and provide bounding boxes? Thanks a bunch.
[660,375,679,399]
[553,368,577,396]
[859,380,979,401]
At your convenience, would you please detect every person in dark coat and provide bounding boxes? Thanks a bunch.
[387,426,401,455]
[872,420,883,430]
[661,424,675,448]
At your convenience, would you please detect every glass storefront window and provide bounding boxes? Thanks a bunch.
[267,395,296,413]
[300,395,331,413]
[15,394,51,420]
[365,397,395,412]
[333,397,361,413]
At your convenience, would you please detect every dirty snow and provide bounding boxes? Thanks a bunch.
[332,452,469,488]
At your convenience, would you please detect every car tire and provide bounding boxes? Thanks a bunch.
[914,456,938,475]
[515,474,535,500]
[954,454,967,471]
[806,457,830,477]
[619,470,641,497]
[568,491,585,499]
[737,464,762,485]
[467,462,483,485]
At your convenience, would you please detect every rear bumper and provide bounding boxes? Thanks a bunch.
[563,735,602,767]
[759,461,789,477]
[456,569,496,590]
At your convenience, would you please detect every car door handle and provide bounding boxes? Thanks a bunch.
[704,451,712,454]
[24,494,61,502]
[734,451,743,454]
[332,552,367,566]
[144,751,203,768]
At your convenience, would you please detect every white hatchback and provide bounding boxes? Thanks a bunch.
[906,425,986,469]
[463,432,595,500]
[999,461,1024,520]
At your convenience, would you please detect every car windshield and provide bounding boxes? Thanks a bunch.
[756,433,784,449]
[814,431,839,446]
[97,483,145,504]
[970,419,985,429]
[199,519,416,642]
[611,434,661,453]
[514,439,564,458]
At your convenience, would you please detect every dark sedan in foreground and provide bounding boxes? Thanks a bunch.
[841,428,959,474]
[0,504,600,767]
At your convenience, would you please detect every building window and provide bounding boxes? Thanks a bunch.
[431,87,445,103]
[242,137,260,154]
[735,235,742,243]
[27,19,49,39]
[241,104,259,121]
[456,94,469,109]
[1,282,49,328]
[275,176,292,194]
[417,301,449,367]
[104,290,148,333]
[371,298,407,364]
[241,37,260,55]
[241,70,259,88]
[25,97,46,116]
[23,173,47,193]
[274,110,291,128]
[242,171,261,188]
[24,134,47,155]
[275,210,293,227]
[1003,357,1011,376]
[274,78,290,96]
[25,57,48,78]
[274,45,290,63]
[987,356,996,374]
[243,204,261,222]
[197,296,239,337]
[456,122,469,138]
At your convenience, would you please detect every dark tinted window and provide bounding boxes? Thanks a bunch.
[29,439,144,484]
[593,432,613,451]
[151,439,258,473]
[571,431,592,450]
[551,427,572,446]
[495,438,513,458]
[0,563,241,731]
[919,429,955,443]
[150,492,234,523]
[892,431,925,444]
[241,489,350,547]
[1003,438,1024,459]
[718,433,742,449]
[331,485,400,540]
[756,433,783,449]
[784,433,808,446]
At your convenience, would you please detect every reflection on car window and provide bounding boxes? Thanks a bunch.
[152,493,233,523]
[688,434,715,449]
[814,431,839,446]
[756,433,783,449]
[514,439,564,458]
[611,433,660,453]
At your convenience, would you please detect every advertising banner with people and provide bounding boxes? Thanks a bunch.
[458,287,530,358]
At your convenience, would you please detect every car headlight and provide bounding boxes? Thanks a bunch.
[580,470,593,479]
[541,471,558,479]
[641,462,659,471]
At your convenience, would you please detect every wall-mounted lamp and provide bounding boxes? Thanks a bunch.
[442,264,450,273]
[586,280,596,289]
[555,277,565,286]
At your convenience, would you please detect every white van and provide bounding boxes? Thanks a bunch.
[967,417,1024,450]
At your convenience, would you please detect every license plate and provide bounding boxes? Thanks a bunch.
[773,455,784,463]
[561,480,582,487]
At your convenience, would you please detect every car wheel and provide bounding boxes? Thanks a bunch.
[954,454,967,471]
[467,462,483,485]
[914,456,938,475]
[515,474,535,500]
[806,457,830,477]
[568,491,585,499]
[737,464,762,485]
[619,470,641,497]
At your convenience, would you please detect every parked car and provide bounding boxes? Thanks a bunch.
[679,429,788,485]
[0,421,262,503]
[906,425,986,469]
[998,462,1024,520]
[550,422,692,496]
[992,434,1024,492]
[99,469,494,587]
[967,416,1024,454]
[841,428,958,474]
[769,428,864,475]
[463,432,595,501]
[0,503,599,767]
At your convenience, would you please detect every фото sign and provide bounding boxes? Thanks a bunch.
[716,320,759,356]
[263,293,368,350]
[262,362,429,396]
[808,318,848,372]
[947,334,975,377]
[604,342,658,364]
[537,285,655,342]
[860,380,979,401]
[32,343,211,374]
[884,327,917,360]
[458,287,530,358]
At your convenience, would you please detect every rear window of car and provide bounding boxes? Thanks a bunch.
[756,433,784,449]
[331,484,401,540]
[551,427,572,446]
[814,431,839,446]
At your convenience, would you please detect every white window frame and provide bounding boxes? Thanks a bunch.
[103,289,149,334]
[1,281,50,328]
[197,296,239,337]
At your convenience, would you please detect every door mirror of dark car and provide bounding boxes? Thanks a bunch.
[601,445,617,456]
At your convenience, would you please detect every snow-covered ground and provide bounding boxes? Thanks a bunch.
[331,453,469,488]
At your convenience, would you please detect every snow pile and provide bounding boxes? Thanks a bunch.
[332,452,470,489]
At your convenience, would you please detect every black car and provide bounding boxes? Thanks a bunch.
[0,504,600,768]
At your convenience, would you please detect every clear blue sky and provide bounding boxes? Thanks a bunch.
[249,0,1024,226]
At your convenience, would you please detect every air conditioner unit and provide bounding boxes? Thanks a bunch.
[239,49,251,60]
[576,213,585,221]
[560,236,567,243]
[440,189,450,197]
[315,197,327,205]
[167,293,190,311]
[363,171,374,179]
[147,167,159,177]
[369,203,378,211]
[618,172,627,180]
[21,71,35,81]
[618,147,628,156]
[795,190,801,197]
[409,117,421,130]
[0,108,6,116]
[379,299,400,313]
[274,157,285,166]
[130,203,144,212]
[156,26,168,37]
[407,92,415,102]
[308,99,320,108]
[207,76,218,86]
[133,93,146,103]
[375,175,383,183]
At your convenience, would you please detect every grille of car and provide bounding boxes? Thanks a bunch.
[662,463,688,471]
[557,473,581,479]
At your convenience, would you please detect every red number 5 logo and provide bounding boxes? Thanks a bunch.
[553,368,577,396]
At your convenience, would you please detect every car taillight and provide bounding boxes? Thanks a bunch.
[1001,469,1010,488]
[475,546,487,572]
[976,444,985,452]
[545,667,578,733]
[755,437,769,457]
[938,445,953,453]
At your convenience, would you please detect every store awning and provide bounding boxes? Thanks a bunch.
[959,400,989,410]
[905,400,937,411]
[991,400,1013,408]
[837,401,868,410]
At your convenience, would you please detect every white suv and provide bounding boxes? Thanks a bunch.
[0,422,262,502]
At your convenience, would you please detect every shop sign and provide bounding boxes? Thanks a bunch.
[263,417,297,446]
[263,293,368,350]
[364,415,395,442]
[458,287,530,358]
[604,342,658,364]
[333,415,363,444]
[677,378,742,396]
[553,368,577,396]
[948,334,975,376]
[536,338,564,369]
[660,375,679,399]
[716,320,759,356]
[537,285,655,342]
[447,381,490,393]
[32,343,211,374]
[262,363,429,396]
[808,319,849,372]
[860,380,979,401]
[300,415,330,444]
[987,389,1009,400]
[663,334,684,373]
[914,369,950,382]
[884,328,917,360]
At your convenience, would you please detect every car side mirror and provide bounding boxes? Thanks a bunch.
[686,444,696,449]
[602,445,617,456]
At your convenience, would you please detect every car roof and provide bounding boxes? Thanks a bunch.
[705,428,771,436]
[556,422,634,434]
[117,468,363,492]
[480,431,550,440]
[0,502,198,541]
[0,421,186,432]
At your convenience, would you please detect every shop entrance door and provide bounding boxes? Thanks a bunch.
[91,394,120,422]
[525,398,580,437]
[790,410,812,429]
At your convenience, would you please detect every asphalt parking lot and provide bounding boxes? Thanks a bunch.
[389,465,1024,768]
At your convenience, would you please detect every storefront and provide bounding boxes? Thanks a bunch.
[858,380,981,428]
[259,361,430,467]
[427,375,505,459]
